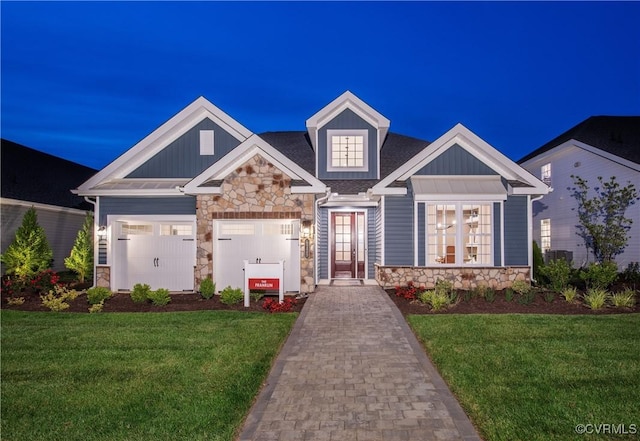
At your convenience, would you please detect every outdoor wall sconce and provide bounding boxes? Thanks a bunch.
[97,226,107,238]
[302,220,313,259]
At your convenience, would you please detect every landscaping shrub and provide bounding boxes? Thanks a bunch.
[395,281,419,301]
[199,277,216,299]
[532,240,546,285]
[504,288,515,302]
[583,288,609,310]
[6,296,25,306]
[64,213,94,284]
[220,286,243,305]
[131,283,151,303]
[148,288,171,306]
[611,289,636,308]
[539,259,572,292]
[86,286,112,305]
[0,207,52,277]
[262,297,296,312]
[511,280,531,295]
[419,290,434,305]
[621,262,640,287]
[89,301,104,313]
[580,261,618,290]
[484,288,496,303]
[40,286,79,312]
[544,291,556,303]
[562,286,578,303]
[429,291,451,311]
[250,290,265,302]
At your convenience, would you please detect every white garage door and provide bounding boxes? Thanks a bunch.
[214,220,300,293]
[114,218,196,291]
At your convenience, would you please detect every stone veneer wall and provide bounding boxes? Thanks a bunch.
[375,264,530,290]
[96,266,110,288]
[196,154,315,293]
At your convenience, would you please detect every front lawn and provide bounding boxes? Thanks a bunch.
[408,314,640,441]
[1,310,297,441]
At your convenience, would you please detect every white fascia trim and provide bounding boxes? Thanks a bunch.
[373,123,548,195]
[75,189,185,197]
[183,134,326,194]
[371,187,407,196]
[0,197,89,215]
[523,139,640,172]
[305,91,390,150]
[380,195,385,266]
[414,194,507,202]
[77,97,252,191]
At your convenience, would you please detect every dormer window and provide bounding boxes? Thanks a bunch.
[327,129,368,172]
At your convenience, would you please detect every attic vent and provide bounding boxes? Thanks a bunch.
[200,130,214,155]
[574,161,581,168]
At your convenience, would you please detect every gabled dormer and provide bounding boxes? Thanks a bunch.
[306,91,390,180]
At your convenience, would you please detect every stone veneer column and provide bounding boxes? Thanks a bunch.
[195,154,316,293]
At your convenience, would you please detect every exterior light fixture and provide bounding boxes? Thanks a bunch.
[97,226,107,238]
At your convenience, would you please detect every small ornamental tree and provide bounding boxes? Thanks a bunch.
[570,175,638,263]
[64,213,94,283]
[0,207,53,277]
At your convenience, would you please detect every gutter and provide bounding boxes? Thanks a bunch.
[84,197,98,289]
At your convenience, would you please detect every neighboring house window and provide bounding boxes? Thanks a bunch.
[200,130,214,155]
[541,163,551,185]
[426,203,492,265]
[540,218,551,253]
[327,129,368,171]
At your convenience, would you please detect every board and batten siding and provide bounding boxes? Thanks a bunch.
[375,201,384,265]
[415,144,497,176]
[126,118,242,179]
[383,194,414,266]
[1,200,89,273]
[366,207,376,278]
[522,144,640,268]
[317,109,378,180]
[503,195,528,265]
[493,202,502,266]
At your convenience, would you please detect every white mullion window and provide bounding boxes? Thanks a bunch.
[540,218,551,253]
[426,202,493,266]
[327,129,368,172]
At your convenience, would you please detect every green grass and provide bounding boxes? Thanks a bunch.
[407,314,640,441]
[1,310,297,441]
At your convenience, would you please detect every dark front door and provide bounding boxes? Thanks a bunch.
[331,212,365,279]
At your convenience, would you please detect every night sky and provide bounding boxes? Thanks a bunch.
[2,1,639,170]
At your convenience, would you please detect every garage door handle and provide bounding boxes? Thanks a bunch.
[218,238,232,241]
[182,238,194,241]
[118,238,130,241]
[286,238,299,241]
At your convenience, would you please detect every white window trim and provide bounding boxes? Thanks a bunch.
[200,130,214,155]
[540,218,551,253]
[326,129,369,172]
[541,162,551,185]
[421,201,495,267]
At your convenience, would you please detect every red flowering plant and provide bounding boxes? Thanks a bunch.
[262,297,297,313]
[394,281,421,301]
[1,269,62,298]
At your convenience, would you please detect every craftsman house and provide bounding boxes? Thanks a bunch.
[519,116,640,268]
[74,92,548,292]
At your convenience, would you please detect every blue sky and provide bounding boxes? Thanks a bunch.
[2,1,639,170]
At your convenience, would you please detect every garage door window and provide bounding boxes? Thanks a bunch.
[161,224,193,236]
[121,223,153,235]
[220,224,255,235]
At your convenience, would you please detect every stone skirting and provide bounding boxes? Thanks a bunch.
[375,264,530,290]
[96,266,110,289]
[195,154,315,293]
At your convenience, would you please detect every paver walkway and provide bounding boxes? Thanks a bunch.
[238,285,481,441]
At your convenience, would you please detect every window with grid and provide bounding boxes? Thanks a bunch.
[160,224,193,236]
[541,163,551,185]
[540,218,551,253]
[327,129,368,171]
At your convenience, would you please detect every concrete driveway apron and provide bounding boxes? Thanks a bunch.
[238,285,481,441]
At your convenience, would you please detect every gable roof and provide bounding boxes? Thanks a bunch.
[518,116,640,165]
[260,131,430,194]
[76,96,252,194]
[373,124,548,196]
[305,91,391,151]
[183,134,326,194]
[1,139,97,210]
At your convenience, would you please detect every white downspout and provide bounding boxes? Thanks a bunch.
[314,189,331,286]
[84,196,98,288]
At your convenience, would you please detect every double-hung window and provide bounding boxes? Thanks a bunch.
[426,203,493,265]
[327,129,368,172]
[541,163,551,185]
[540,219,551,253]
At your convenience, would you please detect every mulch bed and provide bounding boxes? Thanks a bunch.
[2,291,307,314]
[386,288,640,316]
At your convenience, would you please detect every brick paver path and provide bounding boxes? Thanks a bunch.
[238,285,481,441]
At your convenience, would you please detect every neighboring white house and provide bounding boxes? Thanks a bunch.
[1,139,97,274]
[519,116,640,269]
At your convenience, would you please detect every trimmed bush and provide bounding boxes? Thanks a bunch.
[540,259,572,292]
[86,286,112,305]
[199,277,216,299]
[131,283,151,304]
[220,286,243,305]
[148,288,171,306]
[580,261,618,290]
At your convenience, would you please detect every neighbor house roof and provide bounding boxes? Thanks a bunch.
[518,116,640,165]
[1,139,97,210]
[259,131,430,194]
